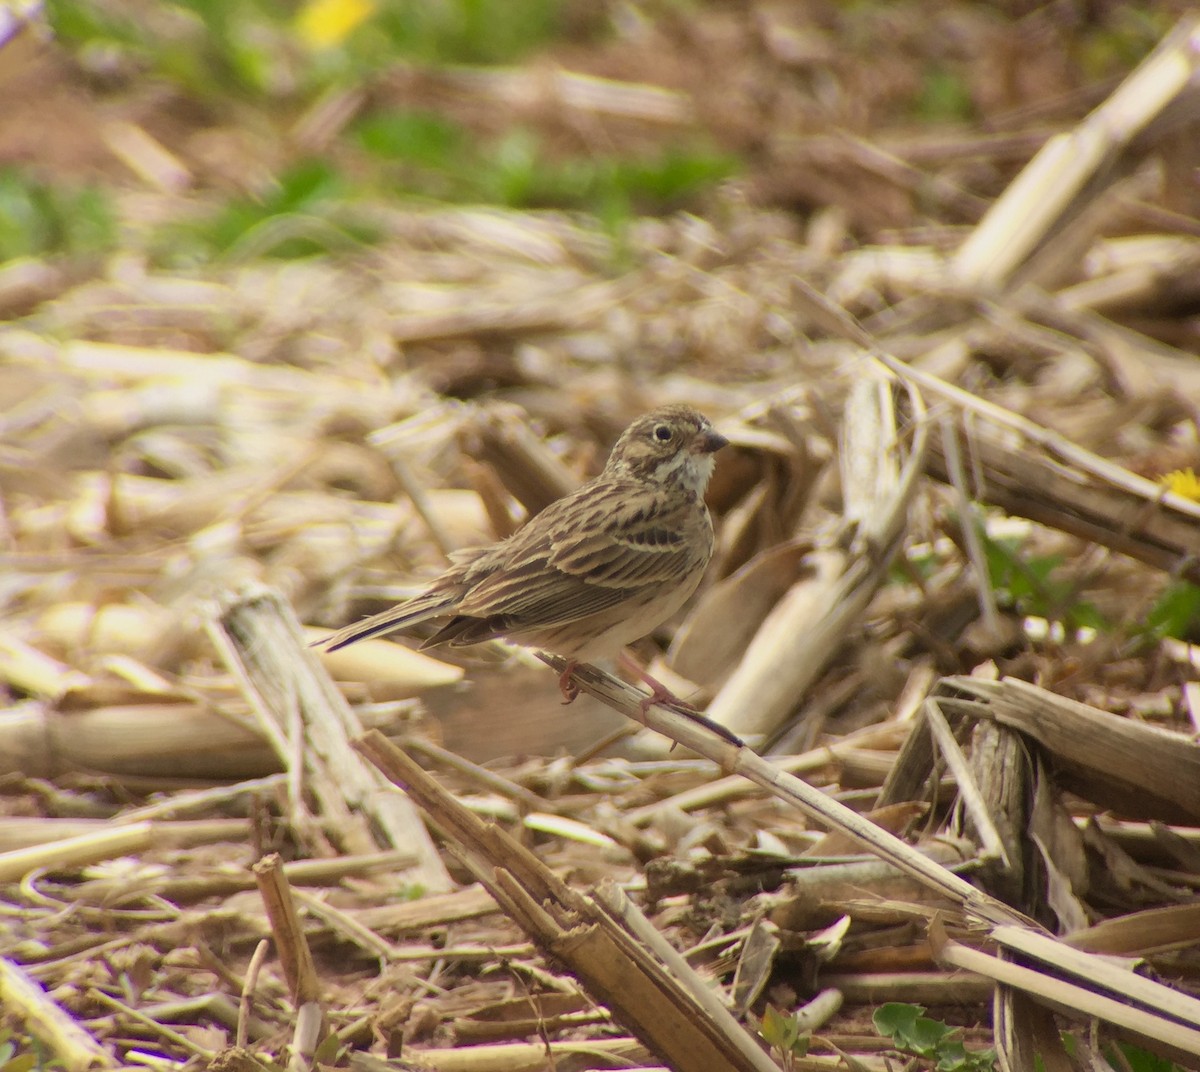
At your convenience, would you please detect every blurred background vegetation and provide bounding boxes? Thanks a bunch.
[1,0,1180,267]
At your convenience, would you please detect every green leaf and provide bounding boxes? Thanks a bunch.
[356,110,466,167]
[1144,581,1200,641]
[873,1002,924,1039]
[906,1014,952,1055]
[978,527,1109,634]
[370,0,563,65]
[0,1052,37,1072]
[1112,1040,1184,1072]
[312,1032,343,1065]
[759,1005,797,1051]
[0,168,116,261]
[915,65,976,121]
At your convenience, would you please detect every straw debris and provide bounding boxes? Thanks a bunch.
[3,8,1200,1071]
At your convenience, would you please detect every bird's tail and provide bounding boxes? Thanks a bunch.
[316,593,456,652]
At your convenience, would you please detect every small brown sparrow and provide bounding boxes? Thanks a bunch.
[320,405,727,706]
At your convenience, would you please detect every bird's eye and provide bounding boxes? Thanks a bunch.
[653,424,673,442]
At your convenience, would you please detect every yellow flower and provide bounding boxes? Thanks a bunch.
[1161,467,1200,503]
[295,0,375,49]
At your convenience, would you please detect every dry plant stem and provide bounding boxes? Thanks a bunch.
[0,957,112,1072]
[930,922,1200,1062]
[438,64,694,124]
[993,989,1066,1072]
[798,272,1200,516]
[390,450,458,558]
[374,942,533,963]
[923,700,1009,868]
[612,650,1200,1047]
[238,939,270,1050]
[118,774,287,821]
[290,888,446,991]
[481,867,760,1071]
[730,918,780,1014]
[941,677,1200,823]
[468,401,581,514]
[967,720,1031,909]
[0,821,152,883]
[953,14,1200,288]
[1065,901,1200,956]
[817,972,993,1006]
[452,1008,612,1044]
[141,995,256,1038]
[537,657,1021,925]
[591,882,780,1072]
[992,925,1200,1031]
[938,413,1001,636]
[0,817,243,852]
[385,279,619,344]
[355,884,499,934]
[784,842,975,905]
[0,632,87,700]
[252,853,323,1009]
[354,731,770,1072]
[75,847,417,904]
[926,419,1200,585]
[289,1001,324,1072]
[876,705,938,809]
[346,1036,649,1071]
[797,279,1200,584]
[624,722,905,826]
[89,988,212,1059]
[0,698,278,780]
[794,989,844,1034]
[706,375,927,738]
[208,582,450,891]
[400,735,552,812]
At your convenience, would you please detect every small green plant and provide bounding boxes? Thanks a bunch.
[757,1005,809,1071]
[914,64,976,122]
[355,111,736,231]
[981,531,1108,634]
[1059,1031,1187,1072]
[1076,7,1174,80]
[366,0,564,66]
[51,0,573,101]
[154,158,380,265]
[481,135,737,214]
[1143,581,1200,643]
[873,1003,996,1071]
[0,168,116,261]
[1108,1040,1185,1072]
[50,0,303,100]
[355,109,467,171]
[0,1029,55,1072]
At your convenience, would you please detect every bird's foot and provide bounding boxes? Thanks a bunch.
[619,650,743,746]
[617,650,694,721]
[635,670,696,720]
[558,661,580,704]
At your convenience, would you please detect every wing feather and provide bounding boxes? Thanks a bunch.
[452,478,708,630]
[319,589,462,651]
[321,465,712,652]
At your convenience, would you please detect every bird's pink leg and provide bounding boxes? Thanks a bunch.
[558,661,580,704]
[617,650,697,718]
[617,651,744,746]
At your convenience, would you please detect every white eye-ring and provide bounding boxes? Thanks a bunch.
[653,424,673,442]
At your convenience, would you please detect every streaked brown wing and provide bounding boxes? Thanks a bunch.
[451,479,702,630]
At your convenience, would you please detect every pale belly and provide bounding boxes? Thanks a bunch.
[509,569,705,663]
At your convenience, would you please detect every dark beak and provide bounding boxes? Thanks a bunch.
[694,429,729,454]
